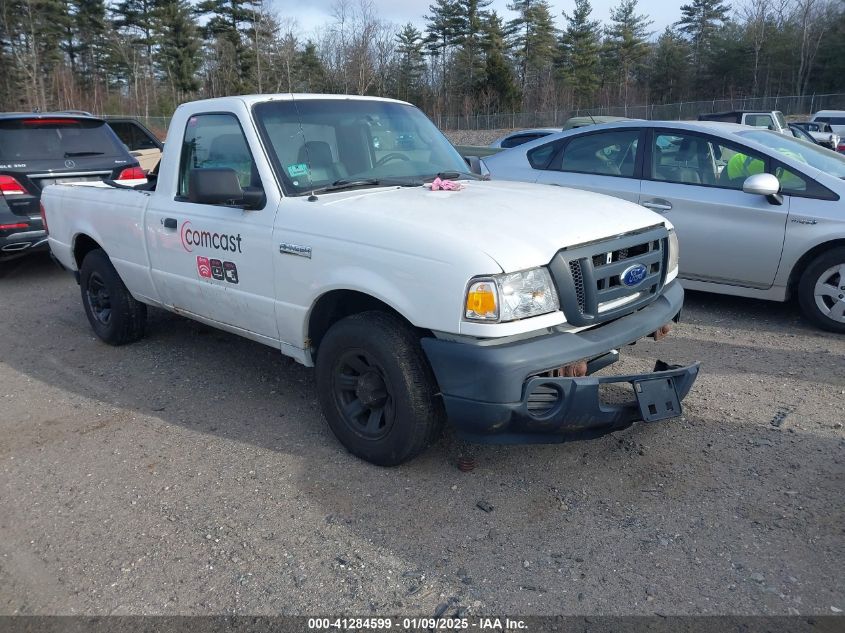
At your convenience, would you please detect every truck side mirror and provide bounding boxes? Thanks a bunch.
[188,168,264,209]
[742,173,783,206]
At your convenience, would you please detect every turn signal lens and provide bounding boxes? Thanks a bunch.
[465,281,498,321]
[667,228,679,274]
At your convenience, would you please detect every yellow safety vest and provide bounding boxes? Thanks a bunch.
[726,152,765,180]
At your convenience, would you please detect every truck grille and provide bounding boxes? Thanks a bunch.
[569,261,587,313]
[549,225,669,327]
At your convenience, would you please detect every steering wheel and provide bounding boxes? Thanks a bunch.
[375,152,411,167]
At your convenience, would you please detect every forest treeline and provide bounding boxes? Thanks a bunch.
[1,0,843,120]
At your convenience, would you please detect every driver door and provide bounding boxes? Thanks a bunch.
[145,113,279,340]
[639,129,788,288]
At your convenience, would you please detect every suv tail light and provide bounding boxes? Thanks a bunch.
[40,202,48,233]
[0,222,29,231]
[116,166,145,180]
[0,174,27,195]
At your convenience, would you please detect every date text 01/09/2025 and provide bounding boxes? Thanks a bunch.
[306,617,528,630]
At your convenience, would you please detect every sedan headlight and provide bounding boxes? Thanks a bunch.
[465,267,559,322]
[667,228,679,275]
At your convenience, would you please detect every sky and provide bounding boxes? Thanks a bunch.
[270,0,685,41]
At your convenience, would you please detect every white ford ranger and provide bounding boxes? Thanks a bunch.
[43,94,699,465]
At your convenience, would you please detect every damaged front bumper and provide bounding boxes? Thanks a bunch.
[421,280,700,444]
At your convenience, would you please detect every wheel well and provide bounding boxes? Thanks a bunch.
[308,290,417,354]
[786,239,845,298]
[73,234,102,269]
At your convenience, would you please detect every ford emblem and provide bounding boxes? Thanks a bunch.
[621,264,648,287]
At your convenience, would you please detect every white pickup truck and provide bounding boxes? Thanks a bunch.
[44,94,699,465]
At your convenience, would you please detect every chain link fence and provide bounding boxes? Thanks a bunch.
[435,93,845,131]
[103,92,845,135]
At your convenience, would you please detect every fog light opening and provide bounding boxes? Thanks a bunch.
[651,323,673,341]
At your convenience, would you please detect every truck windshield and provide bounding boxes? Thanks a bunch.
[740,129,845,179]
[253,99,471,195]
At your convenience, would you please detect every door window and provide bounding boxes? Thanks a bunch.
[552,129,640,177]
[651,132,769,190]
[501,133,545,148]
[745,114,775,129]
[527,140,561,169]
[109,121,160,151]
[177,113,260,199]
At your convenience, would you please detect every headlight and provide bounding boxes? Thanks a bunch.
[667,229,679,274]
[465,267,559,322]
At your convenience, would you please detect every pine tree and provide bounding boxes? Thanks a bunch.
[605,0,652,105]
[195,0,262,92]
[395,23,427,103]
[677,0,730,70]
[294,41,326,93]
[155,0,201,99]
[452,0,492,95]
[648,27,690,104]
[424,0,461,106]
[559,0,602,108]
[481,11,519,111]
[73,0,109,89]
[506,0,556,93]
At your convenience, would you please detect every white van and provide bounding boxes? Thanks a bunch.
[811,110,845,136]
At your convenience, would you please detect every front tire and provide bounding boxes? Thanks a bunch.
[798,247,845,333]
[79,249,147,345]
[315,311,444,466]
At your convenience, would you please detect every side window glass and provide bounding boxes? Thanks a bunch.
[130,124,159,150]
[774,165,807,194]
[558,129,639,177]
[109,122,133,149]
[178,114,259,199]
[652,132,720,186]
[713,143,768,190]
[527,141,560,169]
[746,114,774,129]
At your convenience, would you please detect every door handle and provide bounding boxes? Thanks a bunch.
[162,217,177,229]
[641,200,672,212]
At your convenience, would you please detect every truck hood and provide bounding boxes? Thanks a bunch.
[319,180,668,272]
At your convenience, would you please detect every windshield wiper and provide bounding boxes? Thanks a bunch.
[422,171,483,182]
[306,178,420,199]
[64,151,104,157]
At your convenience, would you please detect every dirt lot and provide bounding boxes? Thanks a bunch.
[0,253,843,616]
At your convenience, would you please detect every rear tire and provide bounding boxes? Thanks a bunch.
[315,311,444,466]
[797,247,845,333]
[79,248,147,345]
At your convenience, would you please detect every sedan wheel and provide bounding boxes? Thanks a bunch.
[798,247,845,333]
[813,264,845,324]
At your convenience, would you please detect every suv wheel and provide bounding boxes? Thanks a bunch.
[80,249,147,344]
[315,311,444,466]
[798,247,845,333]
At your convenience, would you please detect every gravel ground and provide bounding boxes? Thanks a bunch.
[0,253,843,617]
[444,129,508,147]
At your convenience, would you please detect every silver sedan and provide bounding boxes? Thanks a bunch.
[484,120,845,332]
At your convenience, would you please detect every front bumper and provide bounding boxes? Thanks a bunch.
[421,280,700,443]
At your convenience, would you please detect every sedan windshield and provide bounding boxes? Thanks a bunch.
[253,99,472,195]
[739,129,845,179]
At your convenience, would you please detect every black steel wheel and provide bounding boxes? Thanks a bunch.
[333,350,396,440]
[85,271,113,325]
[316,311,444,466]
[79,248,147,345]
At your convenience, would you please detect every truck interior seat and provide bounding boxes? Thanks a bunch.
[297,141,347,184]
